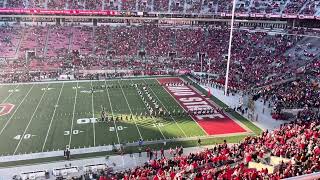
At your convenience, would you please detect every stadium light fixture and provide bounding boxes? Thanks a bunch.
[224,0,237,96]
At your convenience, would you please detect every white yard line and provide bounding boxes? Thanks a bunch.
[0,84,35,137]
[118,80,143,140]
[41,83,64,152]
[134,81,166,140]
[105,79,124,167]
[105,80,121,146]
[156,79,209,136]
[144,79,188,137]
[151,116,167,140]
[13,84,50,155]
[68,82,78,148]
[90,81,96,147]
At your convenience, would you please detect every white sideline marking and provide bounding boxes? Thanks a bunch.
[118,80,143,139]
[143,79,187,137]
[42,82,64,152]
[13,84,49,155]
[0,84,35,137]
[105,79,124,167]
[90,81,96,147]
[68,82,78,147]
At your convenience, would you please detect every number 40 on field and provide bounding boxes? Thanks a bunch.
[14,134,34,140]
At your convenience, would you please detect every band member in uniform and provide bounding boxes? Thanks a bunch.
[101,106,106,121]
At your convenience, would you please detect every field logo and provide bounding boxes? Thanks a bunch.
[0,103,15,116]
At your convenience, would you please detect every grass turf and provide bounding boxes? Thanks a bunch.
[0,78,206,156]
[0,76,261,166]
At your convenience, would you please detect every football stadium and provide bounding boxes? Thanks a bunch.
[0,0,319,179]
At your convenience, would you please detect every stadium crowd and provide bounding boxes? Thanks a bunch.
[1,25,319,87]
[1,1,320,180]
[2,0,320,16]
[1,24,319,119]
[74,115,319,180]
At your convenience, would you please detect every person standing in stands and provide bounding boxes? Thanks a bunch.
[160,148,164,158]
[146,146,150,158]
[169,148,174,157]
[138,146,142,157]
[154,149,158,159]
[149,149,153,160]
[179,146,183,156]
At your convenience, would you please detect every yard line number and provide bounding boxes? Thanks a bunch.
[8,89,20,92]
[41,88,54,91]
[64,130,84,135]
[14,134,35,140]
[109,126,127,131]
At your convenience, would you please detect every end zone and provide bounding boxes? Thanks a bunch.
[158,77,248,135]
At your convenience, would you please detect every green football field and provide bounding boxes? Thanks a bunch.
[0,77,212,156]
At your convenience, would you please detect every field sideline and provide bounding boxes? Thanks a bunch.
[0,77,254,158]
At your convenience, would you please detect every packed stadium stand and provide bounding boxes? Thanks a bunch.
[0,0,319,15]
[1,25,319,90]
[78,118,320,179]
